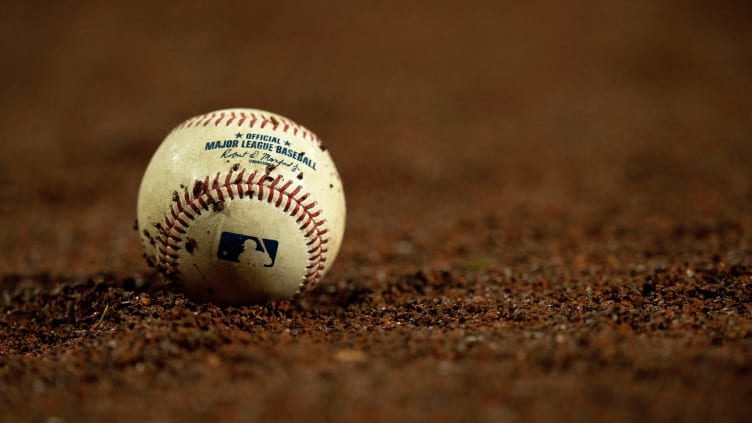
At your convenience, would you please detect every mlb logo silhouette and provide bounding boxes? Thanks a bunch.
[217,231,279,268]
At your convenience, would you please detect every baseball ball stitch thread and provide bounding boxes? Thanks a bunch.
[155,170,329,292]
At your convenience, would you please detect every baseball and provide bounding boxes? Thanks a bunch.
[137,108,346,304]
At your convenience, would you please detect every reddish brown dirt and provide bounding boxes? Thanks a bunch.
[1,1,751,422]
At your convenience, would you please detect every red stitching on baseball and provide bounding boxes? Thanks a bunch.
[172,111,321,146]
[214,113,225,126]
[154,169,329,293]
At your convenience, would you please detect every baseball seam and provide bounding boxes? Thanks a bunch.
[153,168,330,295]
[173,111,321,146]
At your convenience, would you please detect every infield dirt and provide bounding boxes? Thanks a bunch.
[1,1,751,422]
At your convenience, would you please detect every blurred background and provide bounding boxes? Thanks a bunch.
[1,0,750,276]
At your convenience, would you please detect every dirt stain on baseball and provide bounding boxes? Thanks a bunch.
[185,237,197,254]
[192,180,204,197]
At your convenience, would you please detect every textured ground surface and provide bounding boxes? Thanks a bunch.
[1,1,751,422]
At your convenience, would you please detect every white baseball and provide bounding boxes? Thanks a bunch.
[137,108,346,304]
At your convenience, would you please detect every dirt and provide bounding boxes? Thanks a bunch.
[1,1,751,422]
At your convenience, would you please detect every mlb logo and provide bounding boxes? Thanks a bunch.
[217,232,279,268]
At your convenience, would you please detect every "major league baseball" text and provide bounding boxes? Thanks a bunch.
[204,132,318,171]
